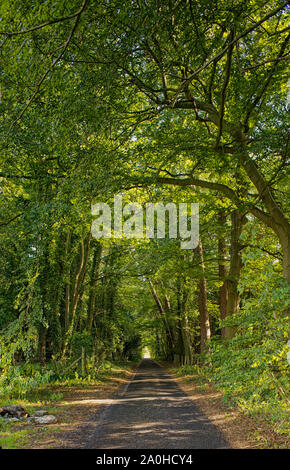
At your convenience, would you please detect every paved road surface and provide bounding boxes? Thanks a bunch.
[88,359,228,449]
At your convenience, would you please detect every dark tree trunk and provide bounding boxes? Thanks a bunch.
[87,242,102,331]
[224,210,245,339]
[195,240,211,352]
[218,211,228,339]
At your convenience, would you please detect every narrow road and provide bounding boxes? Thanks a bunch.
[88,359,229,449]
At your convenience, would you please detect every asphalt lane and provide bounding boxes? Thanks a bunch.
[89,359,229,449]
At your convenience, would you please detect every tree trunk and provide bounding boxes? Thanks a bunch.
[218,211,228,339]
[239,150,290,283]
[280,231,290,285]
[38,328,47,365]
[64,230,72,331]
[61,233,91,358]
[224,210,244,339]
[195,240,211,353]
[176,278,185,365]
[148,279,175,360]
[181,314,193,365]
[87,242,102,331]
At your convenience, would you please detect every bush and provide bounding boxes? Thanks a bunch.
[69,331,94,358]
[0,364,54,399]
[202,278,290,435]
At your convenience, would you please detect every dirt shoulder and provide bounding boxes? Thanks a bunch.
[163,363,289,449]
[2,364,137,449]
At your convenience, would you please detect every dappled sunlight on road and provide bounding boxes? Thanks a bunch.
[87,359,229,449]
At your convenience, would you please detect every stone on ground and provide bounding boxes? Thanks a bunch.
[33,415,57,424]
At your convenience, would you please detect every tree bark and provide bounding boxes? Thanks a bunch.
[195,240,211,352]
[239,150,290,284]
[61,233,91,358]
[148,279,175,360]
[64,230,72,331]
[224,210,244,339]
[218,211,228,339]
[87,242,102,331]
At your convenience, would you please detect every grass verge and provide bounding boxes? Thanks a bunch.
[0,361,137,449]
[166,363,289,449]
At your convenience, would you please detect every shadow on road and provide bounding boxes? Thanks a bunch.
[87,359,229,449]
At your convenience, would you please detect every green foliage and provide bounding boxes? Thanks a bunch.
[69,331,93,358]
[0,0,289,447]
[0,358,136,401]
[202,277,290,435]
[0,364,54,399]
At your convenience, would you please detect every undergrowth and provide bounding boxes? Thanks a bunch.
[176,279,290,437]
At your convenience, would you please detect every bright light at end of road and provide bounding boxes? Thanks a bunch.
[143,347,151,358]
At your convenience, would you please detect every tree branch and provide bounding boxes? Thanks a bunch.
[0,1,88,36]
[244,33,290,126]
[10,0,89,126]
[171,2,289,102]
[215,30,235,148]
